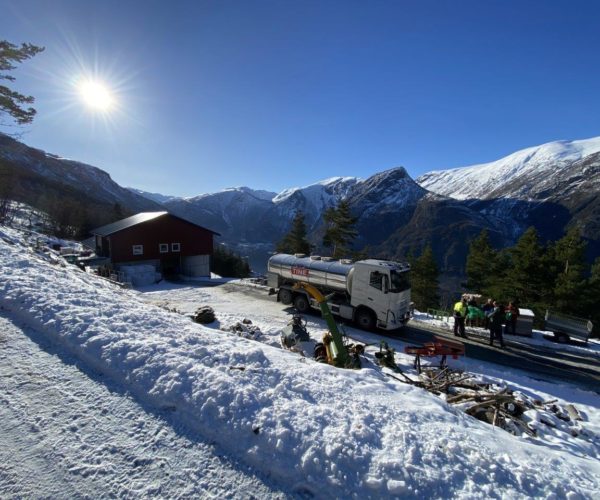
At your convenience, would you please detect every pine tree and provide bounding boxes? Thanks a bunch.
[465,230,497,293]
[1,41,44,127]
[550,227,588,314]
[276,211,311,255]
[410,245,440,311]
[322,199,358,258]
[211,246,251,278]
[506,227,550,308]
[583,257,600,336]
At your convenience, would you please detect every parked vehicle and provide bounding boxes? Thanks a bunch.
[544,310,593,343]
[267,253,411,331]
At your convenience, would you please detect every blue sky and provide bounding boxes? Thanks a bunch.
[1,0,599,197]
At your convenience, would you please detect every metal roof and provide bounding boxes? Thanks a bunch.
[91,211,221,237]
[91,212,168,236]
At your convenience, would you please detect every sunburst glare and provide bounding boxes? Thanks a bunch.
[23,31,142,138]
[79,79,114,111]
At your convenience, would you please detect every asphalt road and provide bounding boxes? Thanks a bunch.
[401,320,600,393]
[222,282,600,393]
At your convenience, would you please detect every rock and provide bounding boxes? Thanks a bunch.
[193,306,216,324]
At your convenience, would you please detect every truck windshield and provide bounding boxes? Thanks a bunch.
[390,270,410,293]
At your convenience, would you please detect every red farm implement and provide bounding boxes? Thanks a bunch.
[404,336,465,373]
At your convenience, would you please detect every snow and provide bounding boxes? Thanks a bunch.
[417,136,600,200]
[1,224,600,497]
[127,187,178,205]
[225,186,278,201]
[0,313,282,497]
[272,176,360,204]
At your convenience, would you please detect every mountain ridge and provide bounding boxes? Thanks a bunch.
[2,132,599,279]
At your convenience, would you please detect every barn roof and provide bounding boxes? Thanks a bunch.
[91,211,220,237]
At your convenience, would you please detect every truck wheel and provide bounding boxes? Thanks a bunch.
[293,294,310,313]
[279,288,293,305]
[355,308,376,331]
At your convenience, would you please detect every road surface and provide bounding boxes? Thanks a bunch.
[222,282,600,393]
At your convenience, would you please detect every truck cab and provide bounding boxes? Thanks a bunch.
[350,260,411,329]
[267,253,411,331]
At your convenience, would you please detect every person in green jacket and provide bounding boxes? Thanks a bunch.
[467,304,485,327]
[453,298,468,338]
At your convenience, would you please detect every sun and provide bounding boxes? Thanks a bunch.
[79,80,113,111]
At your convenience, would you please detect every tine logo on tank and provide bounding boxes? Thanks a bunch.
[291,266,309,277]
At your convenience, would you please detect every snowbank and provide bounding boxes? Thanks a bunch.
[1,225,599,498]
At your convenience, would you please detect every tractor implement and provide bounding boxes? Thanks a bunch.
[404,336,465,373]
[292,282,361,369]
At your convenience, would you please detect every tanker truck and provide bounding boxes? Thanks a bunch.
[267,253,411,331]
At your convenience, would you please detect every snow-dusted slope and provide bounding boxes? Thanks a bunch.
[417,136,600,201]
[1,225,599,497]
[348,167,426,217]
[127,187,179,205]
[273,176,359,205]
[0,133,160,214]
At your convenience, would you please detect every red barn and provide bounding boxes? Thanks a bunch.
[91,211,219,277]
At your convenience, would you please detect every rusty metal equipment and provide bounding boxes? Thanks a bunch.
[292,282,362,369]
[404,336,465,373]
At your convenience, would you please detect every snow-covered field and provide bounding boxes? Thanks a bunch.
[1,224,600,498]
[0,312,283,498]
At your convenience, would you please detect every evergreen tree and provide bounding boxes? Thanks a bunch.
[484,248,513,302]
[211,246,251,278]
[550,227,587,314]
[276,211,311,255]
[1,41,44,127]
[322,199,358,258]
[583,257,600,337]
[410,245,440,311]
[465,230,497,293]
[506,227,550,308]
[112,202,125,220]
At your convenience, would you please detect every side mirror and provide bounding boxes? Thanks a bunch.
[383,276,389,294]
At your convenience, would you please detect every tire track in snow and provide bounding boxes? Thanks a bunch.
[0,312,288,499]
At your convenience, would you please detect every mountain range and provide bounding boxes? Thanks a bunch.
[1,132,599,283]
[0,133,160,229]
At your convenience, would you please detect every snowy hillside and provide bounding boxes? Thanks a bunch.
[127,187,179,205]
[1,224,599,497]
[417,136,600,201]
[0,133,160,214]
[274,176,359,207]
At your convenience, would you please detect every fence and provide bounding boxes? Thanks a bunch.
[427,308,452,322]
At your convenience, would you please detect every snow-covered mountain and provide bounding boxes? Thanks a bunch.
[127,188,179,205]
[162,169,433,245]
[159,177,361,242]
[417,137,600,201]
[417,137,600,244]
[3,131,599,278]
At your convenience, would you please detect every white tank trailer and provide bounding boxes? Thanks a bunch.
[268,253,411,331]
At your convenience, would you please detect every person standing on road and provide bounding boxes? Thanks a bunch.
[506,301,519,335]
[487,301,506,348]
[453,297,468,338]
[482,298,494,329]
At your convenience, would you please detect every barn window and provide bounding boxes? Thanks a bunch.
[159,243,169,253]
[132,245,144,255]
[171,242,181,252]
